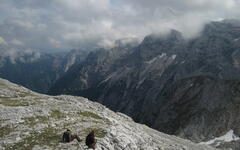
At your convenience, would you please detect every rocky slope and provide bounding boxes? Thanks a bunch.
[49,20,240,149]
[0,78,218,150]
[0,49,88,93]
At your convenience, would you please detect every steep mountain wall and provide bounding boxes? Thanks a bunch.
[49,20,240,149]
[0,49,88,93]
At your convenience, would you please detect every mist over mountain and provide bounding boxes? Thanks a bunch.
[0,0,240,52]
[2,0,240,149]
[49,20,240,149]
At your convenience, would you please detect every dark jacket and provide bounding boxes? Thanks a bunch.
[63,130,71,142]
[85,132,96,147]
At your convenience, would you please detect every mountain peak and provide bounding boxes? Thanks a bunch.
[114,37,140,48]
[169,29,184,41]
[138,29,185,60]
[142,29,184,45]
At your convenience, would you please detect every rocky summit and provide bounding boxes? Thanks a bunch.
[0,78,216,150]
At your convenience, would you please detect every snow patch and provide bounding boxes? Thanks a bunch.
[144,53,176,65]
[146,53,166,64]
[181,60,185,64]
[171,54,177,60]
[199,130,240,146]
[234,38,240,42]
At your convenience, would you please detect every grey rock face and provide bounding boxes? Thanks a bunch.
[0,78,216,150]
[49,20,240,149]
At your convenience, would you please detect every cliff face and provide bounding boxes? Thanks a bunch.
[49,20,240,149]
[0,49,88,93]
[0,78,216,150]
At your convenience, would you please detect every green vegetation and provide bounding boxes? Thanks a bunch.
[83,127,107,138]
[23,116,49,126]
[5,127,61,150]
[79,111,102,120]
[63,122,73,129]
[0,126,14,137]
[50,110,65,119]
[0,98,30,107]
[0,119,9,124]
[23,110,65,126]
[18,92,34,98]
[0,82,6,87]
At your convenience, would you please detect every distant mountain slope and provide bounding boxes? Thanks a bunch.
[0,78,216,150]
[0,49,88,93]
[49,20,240,149]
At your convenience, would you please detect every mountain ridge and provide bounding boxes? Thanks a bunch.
[49,20,240,149]
[0,49,88,93]
[0,78,217,150]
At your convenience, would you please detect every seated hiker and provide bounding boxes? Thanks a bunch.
[85,130,97,149]
[62,129,82,143]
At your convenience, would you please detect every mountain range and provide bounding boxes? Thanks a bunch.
[1,20,240,149]
[0,49,88,93]
[49,20,240,149]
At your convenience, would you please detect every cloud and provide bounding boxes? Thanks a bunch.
[10,39,24,46]
[48,38,61,48]
[0,36,7,45]
[0,0,240,53]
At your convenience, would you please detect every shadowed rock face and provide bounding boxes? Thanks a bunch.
[0,49,88,93]
[49,20,240,149]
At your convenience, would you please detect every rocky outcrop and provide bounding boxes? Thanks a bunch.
[0,78,217,150]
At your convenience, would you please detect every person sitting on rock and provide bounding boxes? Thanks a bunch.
[62,129,82,143]
[85,130,97,149]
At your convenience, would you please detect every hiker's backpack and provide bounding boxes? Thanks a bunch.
[63,131,71,142]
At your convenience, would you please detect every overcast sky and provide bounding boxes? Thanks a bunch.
[0,0,239,53]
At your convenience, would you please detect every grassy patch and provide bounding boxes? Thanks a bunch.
[63,119,92,130]
[0,82,6,87]
[63,122,73,129]
[5,127,61,150]
[79,111,102,120]
[82,127,107,138]
[0,119,9,123]
[0,98,29,107]
[0,126,14,137]
[18,92,34,98]
[23,110,65,126]
[63,120,81,129]
[22,110,65,127]
[50,110,65,119]
[23,116,49,126]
